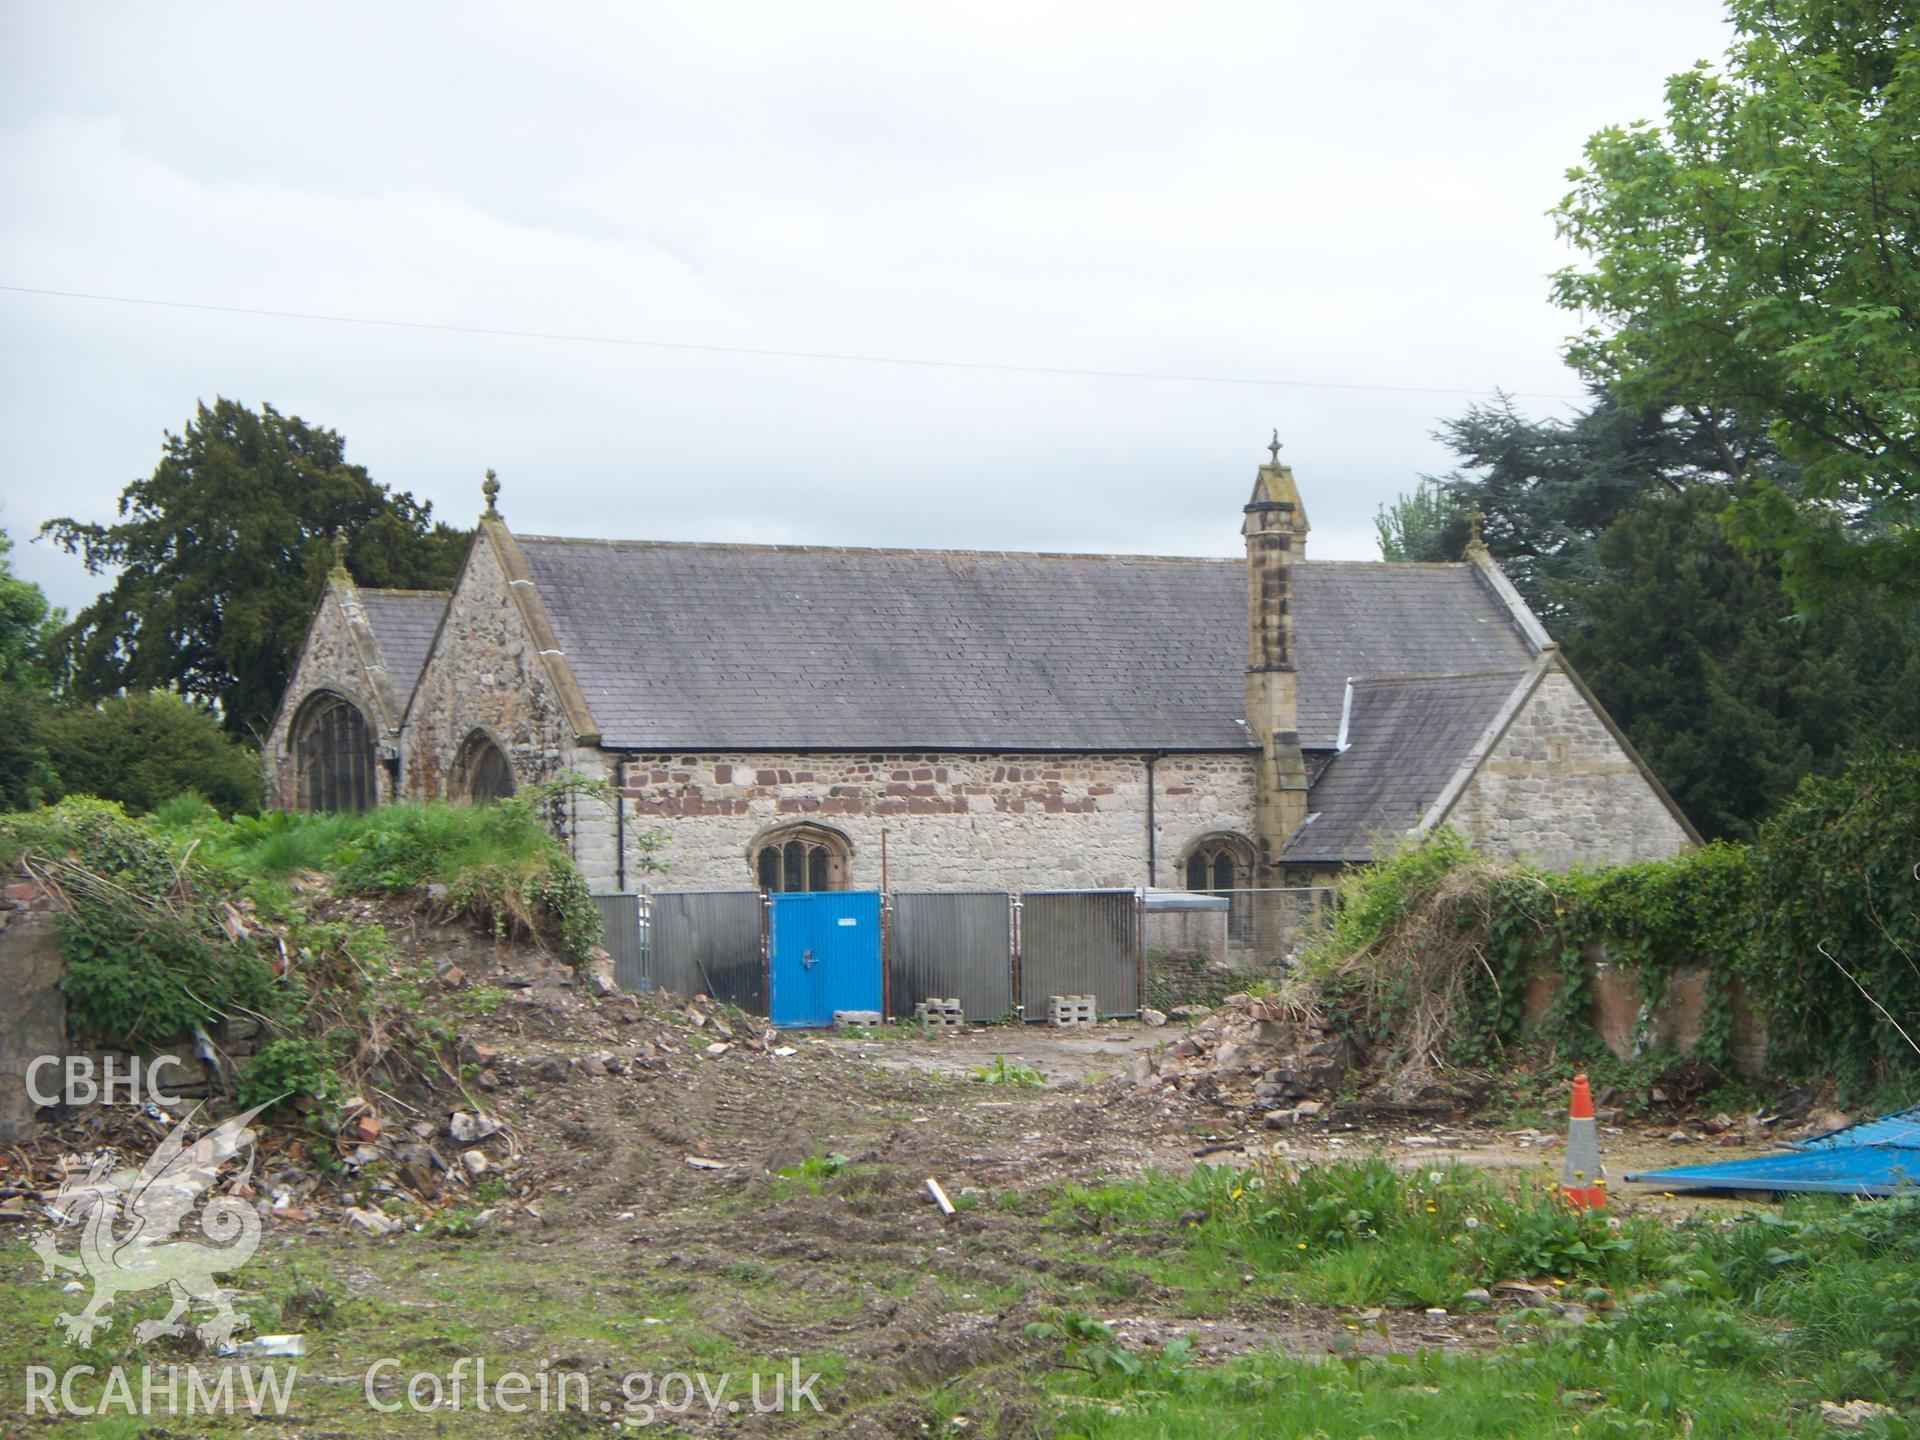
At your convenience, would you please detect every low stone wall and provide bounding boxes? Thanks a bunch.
[0,867,68,1141]
[1146,949,1246,1013]
[1,865,244,1140]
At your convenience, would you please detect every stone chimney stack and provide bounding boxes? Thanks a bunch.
[1243,433,1311,882]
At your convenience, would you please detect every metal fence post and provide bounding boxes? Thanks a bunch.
[1010,895,1024,1022]
[1136,887,1147,1013]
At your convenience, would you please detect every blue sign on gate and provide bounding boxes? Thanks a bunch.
[769,891,883,1027]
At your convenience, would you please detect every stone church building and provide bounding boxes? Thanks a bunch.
[266,447,1698,896]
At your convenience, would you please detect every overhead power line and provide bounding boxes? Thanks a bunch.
[0,282,1584,402]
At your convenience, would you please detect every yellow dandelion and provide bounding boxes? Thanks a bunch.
[1297,1242,1308,1250]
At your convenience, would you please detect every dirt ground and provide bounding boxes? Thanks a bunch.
[2,941,1778,1438]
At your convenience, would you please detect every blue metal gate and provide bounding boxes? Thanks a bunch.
[769,891,882,1027]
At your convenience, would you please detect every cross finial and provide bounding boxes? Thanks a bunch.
[330,531,350,577]
[1267,429,1282,466]
[482,468,501,519]
[1466,502,1486,552]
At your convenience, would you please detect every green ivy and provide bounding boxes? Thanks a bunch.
[1304,749,1919,1097]
[1751,748,1920,1094]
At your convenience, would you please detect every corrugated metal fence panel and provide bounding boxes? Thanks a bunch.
[590,892,646,991]
[1019,889,1140,1020]
[652,890,766,1013]
[889,892,1014,1021]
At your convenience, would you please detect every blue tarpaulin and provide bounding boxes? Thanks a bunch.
[1625,1106,1920,1197]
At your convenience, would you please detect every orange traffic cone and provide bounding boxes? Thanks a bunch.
[1562,1074,1607,1209]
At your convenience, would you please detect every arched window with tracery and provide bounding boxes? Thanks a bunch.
[292,692,377,813]
[453,730,516,804]
[751,824,850,892]
[1182,832,1255,940]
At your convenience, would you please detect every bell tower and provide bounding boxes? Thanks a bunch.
[1243,432,1311,882]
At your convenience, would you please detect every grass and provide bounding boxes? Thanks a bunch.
[1038,1162,1920,1438]
[1045,1343,1837,1438]
[1052,1157,1667,1311]
[0,1230,850,1436]
[7,1131,1914,1438]
[154,789,603,964]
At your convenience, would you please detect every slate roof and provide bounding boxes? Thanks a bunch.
[1282,670,1527,863]
[513,537,1540,752]
[1291,565,1538,747]
[357,589,449,707]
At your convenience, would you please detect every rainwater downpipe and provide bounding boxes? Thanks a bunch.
[1144,752,1161,887]
[615,755,628,892]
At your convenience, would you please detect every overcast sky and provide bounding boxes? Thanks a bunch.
[0,2,1731,614]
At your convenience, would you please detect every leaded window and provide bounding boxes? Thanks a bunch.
[293,694,376,813]
[753,828,847,892]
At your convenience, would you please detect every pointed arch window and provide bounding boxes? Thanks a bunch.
[751,825,850,892]
[1183,835,1253,893]
[453,731,516,804]
[292,692,377,813]
[1182,832,1256,941]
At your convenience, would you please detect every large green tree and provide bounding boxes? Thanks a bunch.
[1387,392,1776,625]
[44,400,470,738]
[1551,0,1920,603]
[0,528,59,809]
[1373,478,1467,565]
[0,526,56,687]
[1574,486,1919,838]
[42,691,263,816]
[1396,397,1919,837]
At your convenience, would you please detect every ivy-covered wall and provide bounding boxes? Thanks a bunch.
[1311,750,1919,1099]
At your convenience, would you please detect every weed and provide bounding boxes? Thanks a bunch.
[970,1055,1046,1088]
[775,1146,851,1196]
[1056,1158,1670,1309]
[1027,1311,1194,1394]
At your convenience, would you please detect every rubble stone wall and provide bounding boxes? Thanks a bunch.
[0,867,66,1141]
[1450,670,1693,870]
[404,533,574,804]
[567,750,1259,895]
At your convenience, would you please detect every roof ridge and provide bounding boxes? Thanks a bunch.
[357,588,452,599]
[1298,560,1470,570]
[1346,668,1530,687]
[513,534,1242,565]
[510,533,1478,570]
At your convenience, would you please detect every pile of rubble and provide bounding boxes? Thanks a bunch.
[1123,992,1356,1125]
[0,952,802,1242]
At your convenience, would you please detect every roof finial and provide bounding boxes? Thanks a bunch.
[330,531,350,578]
[1267,429,1282,466]
[1466,501,1486,554]
[482,468,501,519]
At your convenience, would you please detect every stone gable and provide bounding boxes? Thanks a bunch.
[263,582,397,808]
[1446,669,1694,868]
[402,530,574,803]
